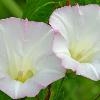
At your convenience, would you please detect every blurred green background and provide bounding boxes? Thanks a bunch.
[0,0,100,100]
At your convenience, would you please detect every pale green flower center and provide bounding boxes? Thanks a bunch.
[15,70,34,83]
[7,54,36,83]
[69,40,96,63]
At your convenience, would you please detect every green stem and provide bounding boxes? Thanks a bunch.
[35,95,39,100]
[13,97,26,100]
[66,0,70,6]
[0,0,22,17]
[45,85,51,100]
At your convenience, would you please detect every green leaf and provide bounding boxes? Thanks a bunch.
[50,72,100,100]
[0,91,11,100]
[0,0,22,17]
[23,0,66,23]
[0,2,12,19]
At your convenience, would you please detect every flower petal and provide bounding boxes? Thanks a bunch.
[34,54,65,87]
[0,17,54,54]
[50,6,75,39]
[0,77,23,99]
[29,26,54,63]
[61,55,79,71]
[0,76,43,99]
[20,79,43,97]
[50,5,100,40]
[53,32,69,55]
[0,17,65,98]
[50,5,100,81]
[76,63,99,81]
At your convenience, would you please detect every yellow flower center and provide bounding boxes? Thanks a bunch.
[69,40,96,63]
[15,70,34,83]
[7,53,36,83]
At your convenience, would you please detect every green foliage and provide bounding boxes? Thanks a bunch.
[0,91,11,100]
[23,0,66,22]
[50,72,100,100]
[0,0,25,19]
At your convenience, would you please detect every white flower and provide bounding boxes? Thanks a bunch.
[0,17,65,99]
[50,4,100,80]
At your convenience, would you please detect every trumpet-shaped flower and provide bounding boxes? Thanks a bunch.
[0,17,65,99]
[50,4,100,80]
